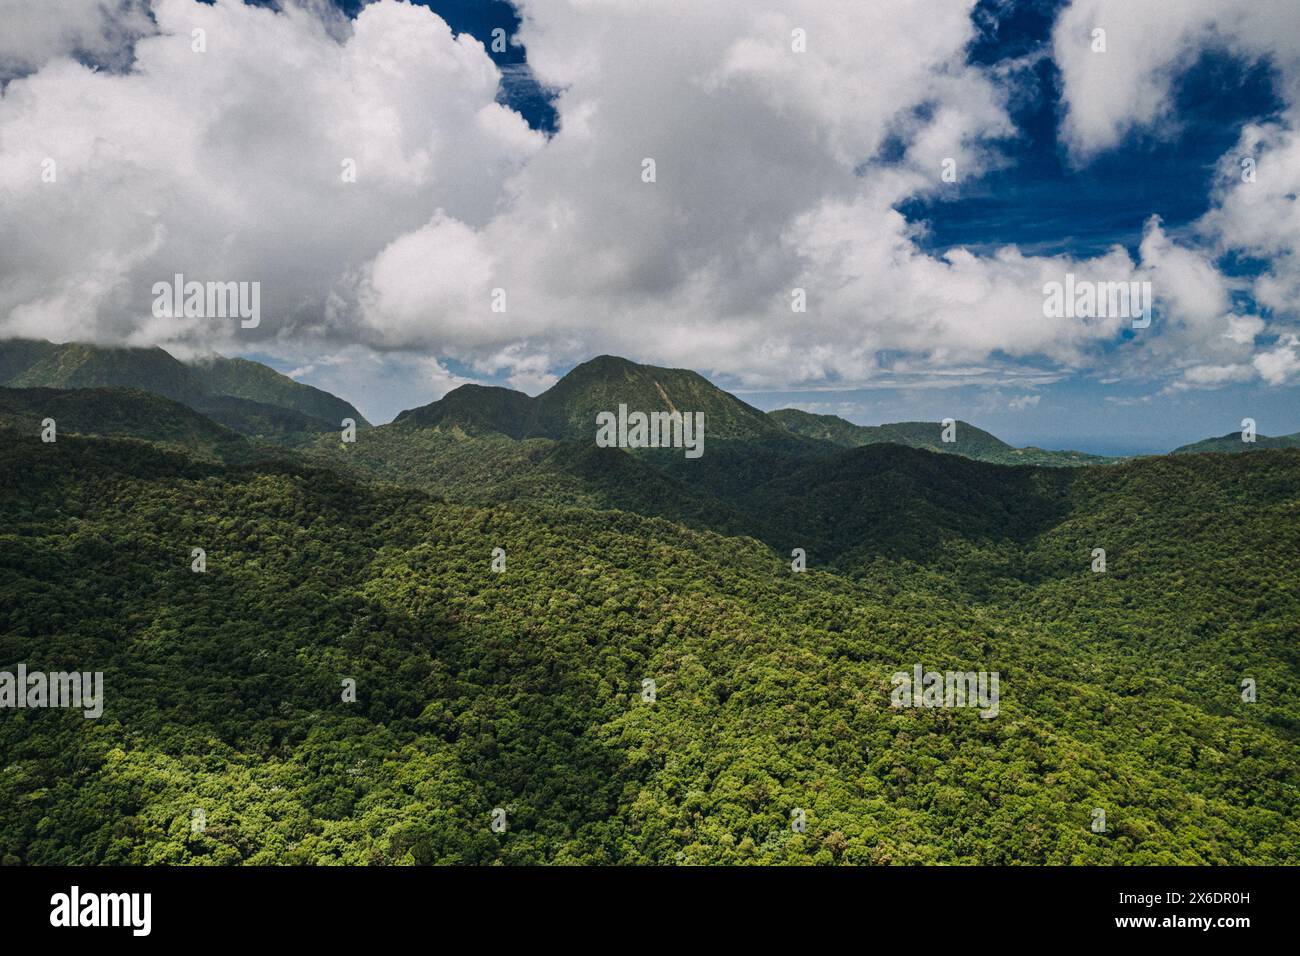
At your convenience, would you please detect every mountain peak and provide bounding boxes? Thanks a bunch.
[395,354,779,443]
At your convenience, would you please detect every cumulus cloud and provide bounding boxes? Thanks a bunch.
[1052,0,1300,161]
[1253,335,1300,385]
[0,0,155,78]
[1,0,1298,419]
[1049,0,1300,396]
[0,0,541,355]
[1202,120,1300,324]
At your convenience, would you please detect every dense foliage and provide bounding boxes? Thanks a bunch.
[2,416,1296,865]
[769,408,1110,466]
[1173,431,1300,454]
[0,339,369,428]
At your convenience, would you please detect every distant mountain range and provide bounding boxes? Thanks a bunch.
[395,354,1108,466]
[768,408,1109,466]
[1173,431,1300,454]
[0,340,1289,463]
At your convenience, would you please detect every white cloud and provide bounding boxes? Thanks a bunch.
[0,0,540,355]
[1202,120,1300,322]
[1048,0,1300,396]
[1253,335,1300,385]
[0,0,154,77]
[1163,363,1256,393]
[0,0,1297,419]
[1052,0,1300,162]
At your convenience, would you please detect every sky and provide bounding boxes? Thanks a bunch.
[1,0,1298,454]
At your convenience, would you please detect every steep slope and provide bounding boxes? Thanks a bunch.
[7,342,205,402]
[394,384,535,437]
[190,394,338,445]
[0,339,368,434]
[0,338,59,383]
[191,355,370,427]
[393,355,787,443]
[0,386,265,464]
[388,356,836,510]
[532,355,781,441]
[1173,431,1300,454]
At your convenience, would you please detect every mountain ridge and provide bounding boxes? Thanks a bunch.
[394,354,1107,467]
[1173,430,1300,454]
[768,407,1110,466]
[0,338,370,434]
[3,339,1289,460]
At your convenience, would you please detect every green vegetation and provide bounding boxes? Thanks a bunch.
[0,340,369,437]
[1173,431,1300,454]
[770,408,1111,466]
[193,355,368,428]
[190,395,337,446]
[0,387,274,466]
[396,355,782,442]
[0,356,1297,866]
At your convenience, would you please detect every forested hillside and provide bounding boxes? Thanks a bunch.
[1173,431,1300,454]
[0,387,272,465]
[2,417,1296,864]
[769,408,1110,466]
[0,340,369,437]
[394,355,1107,467]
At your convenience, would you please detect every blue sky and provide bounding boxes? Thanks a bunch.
[4,0,1299,454]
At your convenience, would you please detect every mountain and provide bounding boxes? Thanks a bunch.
[0,386,266,464]
[394,384,536,438]
[188,394,338,446]
[0,338,64,384]
[770,407,1110,466]
[395,356,1103,468]
[530,355,781,441]
[6,341,204,402]
[352,357,1114,533]
[395,355,784,442]
[1173,431,1300,454]
[0,339,369,435]
[324,356,835,530]
[190,355,368,428]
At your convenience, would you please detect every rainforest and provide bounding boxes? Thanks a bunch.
[0,341,1296,867]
